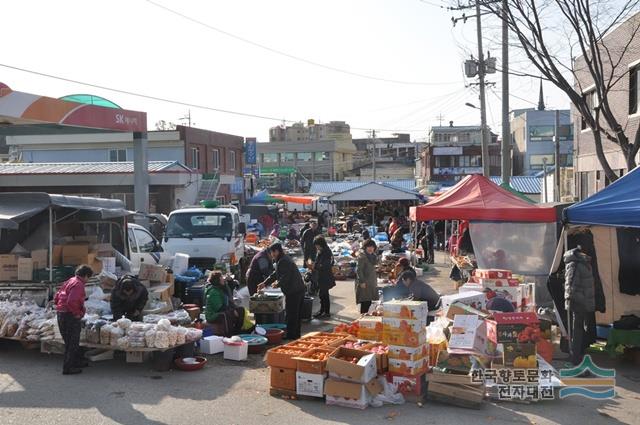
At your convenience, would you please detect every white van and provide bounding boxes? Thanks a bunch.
[127,223,172,273]
[162,206,246,270]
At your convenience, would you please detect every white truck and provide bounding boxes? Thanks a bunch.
[161,205,246,271]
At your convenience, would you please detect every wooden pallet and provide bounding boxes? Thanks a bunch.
[269,387,323,401]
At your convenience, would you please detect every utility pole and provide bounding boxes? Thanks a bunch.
[501,0,511,185]
[371,129,377,181]
[476,0,491,178]
[554,109,561,202]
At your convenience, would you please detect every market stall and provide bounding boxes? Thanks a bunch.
[548,166,640,343]
[409,175,558,303]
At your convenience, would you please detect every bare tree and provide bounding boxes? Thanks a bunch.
[483,0,640,182]
[155,120,176,131]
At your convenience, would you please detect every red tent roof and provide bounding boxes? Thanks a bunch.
[409,174,556,222]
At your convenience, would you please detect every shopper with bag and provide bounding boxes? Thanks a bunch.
[312,235,336,319]
[355,239,379,314]
[54,265,93,375]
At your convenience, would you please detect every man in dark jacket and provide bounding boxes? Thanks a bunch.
[245,247,274,295]
[258,243,306,339]
[397,271,441,312]
[111,276,149,322]
[564,247,595,365]
[301,221,320,266]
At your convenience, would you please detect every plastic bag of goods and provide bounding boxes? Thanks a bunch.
[157,318,172,331]
[145,329,157,347]
[175,327,187,345]
[110,327,124,347]
[117,336,130,350]
[167,326,178,346]
[185,328,202,343]
[116,317,132,331]
[100,324,113,345]
[154,330,169,349]
[128,323,147,348]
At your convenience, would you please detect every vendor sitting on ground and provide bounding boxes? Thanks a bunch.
[205,271,248,337]
[110,276,149,322]
[396,271,441,311]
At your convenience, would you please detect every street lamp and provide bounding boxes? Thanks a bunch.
[465,102,478,109]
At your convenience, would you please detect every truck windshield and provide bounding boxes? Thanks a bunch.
[166,212,233,239]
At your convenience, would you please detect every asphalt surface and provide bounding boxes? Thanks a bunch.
[1,252,639,425]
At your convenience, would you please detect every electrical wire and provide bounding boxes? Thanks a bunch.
[143,0,461,87]
[0,62,436,132]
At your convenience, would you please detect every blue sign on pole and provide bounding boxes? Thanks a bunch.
[245,137,257,165]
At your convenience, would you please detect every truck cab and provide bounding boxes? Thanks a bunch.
[162,205,246,270]
[127,223,172,273]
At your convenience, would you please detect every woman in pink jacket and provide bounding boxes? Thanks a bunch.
[54,265,93,375]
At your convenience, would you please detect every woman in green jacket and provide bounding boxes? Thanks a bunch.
[355,239,379,314]
[205,271,246,336]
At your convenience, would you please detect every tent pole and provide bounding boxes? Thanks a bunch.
[49,207,53,283]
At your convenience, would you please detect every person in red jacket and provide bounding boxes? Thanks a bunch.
[54,265,93,375]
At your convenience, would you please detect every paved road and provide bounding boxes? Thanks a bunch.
[1,253,638,425]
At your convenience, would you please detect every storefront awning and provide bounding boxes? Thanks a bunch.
[0,193,131,229]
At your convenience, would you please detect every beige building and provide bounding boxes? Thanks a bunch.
[260,120,356,185]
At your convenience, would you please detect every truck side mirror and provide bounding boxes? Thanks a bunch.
[237,222,247,235]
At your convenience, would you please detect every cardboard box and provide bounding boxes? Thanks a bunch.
[356,316,383,341]
[440,291,486,315]
[486,312,539,344]
[361,343,389,373]
[475,269,512,279]
[427,381,484,409]
[265,346,310,369]
[91,243,115,256]
[503,343,537,368]
[249,294,285,313]
[200,335,224,354]
[296,371,326,397]
[435,351,475,374]
[52,245,63,266]
[31,249,48,269]
[62,243,91,265]
[485,286,523,310]
[294,347,336,374]
[445,301,490,321]
[0,255,19,281]
[326,347,377,384]
[90,258,103,274]
[383,299,429,320]
[270,367,296,391]
[324,378,382,410]
[387,344,428,362]
[17,258,33,281]
[388,357,428,375]
[448,314,489,355]
[97,257,116,274]
[139,263,167,283]
[520,283,535,312]
[382,317,426,348]
[478,277,521,287]
[386,372,426,398]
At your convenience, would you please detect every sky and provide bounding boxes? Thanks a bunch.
[1,0,571,142]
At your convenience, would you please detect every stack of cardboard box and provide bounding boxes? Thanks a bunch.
[325,347,381,409]
[486,312,540,369]
[382,300,429,401]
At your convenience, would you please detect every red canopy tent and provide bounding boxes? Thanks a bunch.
[409,175,556,223]
[270,194,318,205]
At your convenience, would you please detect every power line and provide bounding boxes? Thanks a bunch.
[143,0,461,87]
[0,62,433,133]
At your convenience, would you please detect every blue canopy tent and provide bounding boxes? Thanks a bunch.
[564,166,640,227]
[549,166,640,327]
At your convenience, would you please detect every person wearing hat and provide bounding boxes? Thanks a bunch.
[396,271,441,312]
[257,243,306,339]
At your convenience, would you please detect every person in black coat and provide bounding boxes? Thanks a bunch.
[258,243,306,339]
[111,276,149,322]
[312,235,336,319]
[301,221,320,266]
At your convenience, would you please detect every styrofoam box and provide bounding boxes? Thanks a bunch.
[97,257,116,274]
[201,336,224,354]
[172,253,190,275]
[223,341,248,361]
[296,371,326,397]
[85,348,114,362]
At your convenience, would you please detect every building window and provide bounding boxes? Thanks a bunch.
[459,155,470,167]
[109,149,127,162]
[529,125,555,141]
[470,155,482,167]
[229,150,236,171]
[190,147,200,169]
[490,156,500,167]
[630,65,640,114]
[297,152,312,162]
[282,152,295,162]
[212,149,220,169]
[581,90,598,130]
[559,154,573,166]
[262,153,279,163]
[315,152,330,161]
